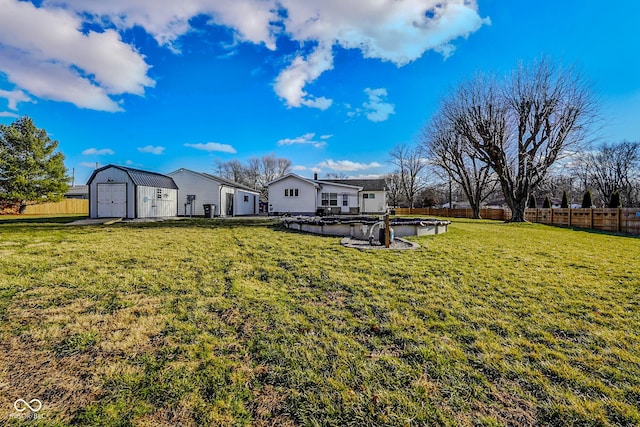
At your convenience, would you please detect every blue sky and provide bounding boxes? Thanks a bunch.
[1,0,639,185]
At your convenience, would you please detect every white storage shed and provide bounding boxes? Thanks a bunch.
[87,164,178,219]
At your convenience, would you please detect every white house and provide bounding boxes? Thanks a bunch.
[168,168,259,217]
[267,173,387,215]
[87,164,178,219]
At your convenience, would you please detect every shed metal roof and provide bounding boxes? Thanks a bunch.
[87,165,178,189]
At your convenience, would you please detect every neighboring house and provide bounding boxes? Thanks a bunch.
[167,168,259,217]
[267,173,387,215]
[87,164,178,219]
[64,185,89,199]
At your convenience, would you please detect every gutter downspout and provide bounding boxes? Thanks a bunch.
[219,184,225,217]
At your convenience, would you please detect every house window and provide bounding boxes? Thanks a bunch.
[285,188,299,197]
[368,193,375,199]
[321,193,337,206]
[294,189,299,197]
[284,189,289,197]
[363,194,368,199]
[244,195,249,202]
[342,194,348,206]
[156,188,162,199]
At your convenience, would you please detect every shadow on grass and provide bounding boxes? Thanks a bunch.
[117,217,281,230]
[0,215,87,225]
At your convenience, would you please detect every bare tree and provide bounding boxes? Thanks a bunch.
[438,58,597,221]
[384,171,403,207]
[324,172,349,179]
[389,144,428,208]
[421,116,498,218]
[577,141,640,206]
[256,154,291,189]
[215,153,292,199]
[215,159,247,184]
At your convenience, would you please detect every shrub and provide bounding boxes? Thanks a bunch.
[581,190,593,208]
[608,190,621,208]
[561,191,569,208]
[527,193,537,208]
[543,195,552,209]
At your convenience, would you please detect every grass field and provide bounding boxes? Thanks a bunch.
[1,216,639,426]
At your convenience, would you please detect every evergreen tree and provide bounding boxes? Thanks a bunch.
[581,190,593,208]
[608,190,621,208]
[527,193,537,208]
[0,116,68,212]
[561,190,569,208]
[543,195,552,208]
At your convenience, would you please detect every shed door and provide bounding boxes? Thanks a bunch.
[97,183,127,217]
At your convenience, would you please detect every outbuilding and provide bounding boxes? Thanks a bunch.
[167,168,259,217]
[87,164,178,219]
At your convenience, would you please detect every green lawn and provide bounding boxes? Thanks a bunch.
[0,217,639,426]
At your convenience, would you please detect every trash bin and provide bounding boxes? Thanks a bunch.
[203,204,214,218]
[378,227,394,245]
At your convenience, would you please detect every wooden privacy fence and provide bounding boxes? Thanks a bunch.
[394,207,509,221]
[394,207,640,236]
[23,199,89,215]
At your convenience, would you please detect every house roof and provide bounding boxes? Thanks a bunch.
[65,185,88,197]
[320,178,386,191]
[266,173,321,188]
[87,164,178,189]
[267,173,369,191]
[202,173,259,193]
[168,168,259,194]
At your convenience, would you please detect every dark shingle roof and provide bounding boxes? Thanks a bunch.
[320,178,386,191]
[88,165,178,189]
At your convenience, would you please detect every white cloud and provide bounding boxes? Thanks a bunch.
[320,134,333,140]
[363,88,395,122]
[273,44,334,109]
[82,147,115,155]
[184,142,237,154]
[30,0,486,110]
[0,89,33,110]
[317,159,383,172]
[292,165,307,171]
[272,0,487,108]
[0,111,19,118]
[277,132,328,148]
[0,0,154,111]
[138,145,165,155]
[80,161,99,168]
[46,0,279,50]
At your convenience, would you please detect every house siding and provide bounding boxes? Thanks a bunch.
[235,189,259,216]
[268,176,317,215]
[169,169,220,216]
[316,183,359,214]
[360,190,386,214]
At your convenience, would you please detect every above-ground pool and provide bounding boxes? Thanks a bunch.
[281,216,451,240]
